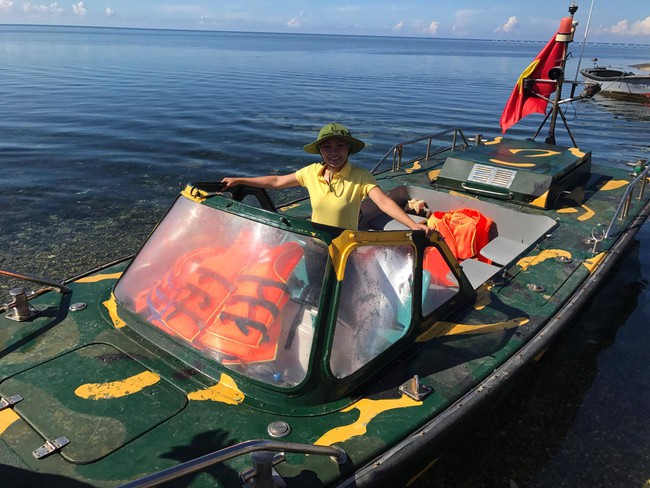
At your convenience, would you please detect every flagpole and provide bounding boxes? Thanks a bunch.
[545,3,578,145]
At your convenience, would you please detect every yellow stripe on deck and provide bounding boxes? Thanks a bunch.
[315,396,421,446]
[0,409,20,435]
[76,272,123,283]
[103,294,126,328]
[417,317,529,342]
[75,371,160,400]
[583,252,606,273]
[517,249,572,270]
[188,373,245,405]
[599,179,629,191]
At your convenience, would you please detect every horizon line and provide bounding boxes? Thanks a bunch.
[2,23,649,47]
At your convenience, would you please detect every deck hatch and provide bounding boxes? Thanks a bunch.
[436,138,591,208]
[0,343,187,464]
[468,164,517,188]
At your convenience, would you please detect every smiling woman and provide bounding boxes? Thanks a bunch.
[221,122,432,232]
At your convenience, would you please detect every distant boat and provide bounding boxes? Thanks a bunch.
[581,60,650,101]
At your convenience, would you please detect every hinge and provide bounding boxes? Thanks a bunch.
[0,394,23,411]
[33,437,70,459]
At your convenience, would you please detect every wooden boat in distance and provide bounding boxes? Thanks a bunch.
[581,60,650,101]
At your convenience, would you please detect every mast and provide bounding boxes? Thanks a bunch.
[545,3,578,145]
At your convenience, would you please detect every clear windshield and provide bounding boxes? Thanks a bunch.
[114,197,328,387]
[330,244,414,378]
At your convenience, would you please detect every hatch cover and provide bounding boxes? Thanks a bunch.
[436,138,591,208]
[0,343,187,464]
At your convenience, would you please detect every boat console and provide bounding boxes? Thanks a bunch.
[435,137,591,209]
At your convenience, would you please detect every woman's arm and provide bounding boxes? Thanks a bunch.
[368,187,431,235]
[221,173,299,190]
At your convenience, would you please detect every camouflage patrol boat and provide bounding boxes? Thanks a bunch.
[1,10,649,488]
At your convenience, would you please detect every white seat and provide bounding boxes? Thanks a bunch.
[460,259,501,289]
[479,236,529,266]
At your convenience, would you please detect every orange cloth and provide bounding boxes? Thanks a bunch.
[427,208,493,263]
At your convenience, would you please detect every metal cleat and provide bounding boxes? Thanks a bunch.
[5,287,40,322]
[399,375,433,401]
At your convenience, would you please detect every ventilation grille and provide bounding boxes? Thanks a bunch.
[468,164,516,188]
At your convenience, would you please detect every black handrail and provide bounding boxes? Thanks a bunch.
[370,128,470,174]
[118,439,347,488]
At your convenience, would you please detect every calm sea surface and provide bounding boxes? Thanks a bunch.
[1,25,649,487]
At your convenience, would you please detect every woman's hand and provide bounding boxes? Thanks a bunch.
[411,222,432,237]
[220,177,240,190]
[220,174,299,190]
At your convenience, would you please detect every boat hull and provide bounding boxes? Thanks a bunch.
[342,199,650,487]
[581,67,650,100]
[2,134,649,488]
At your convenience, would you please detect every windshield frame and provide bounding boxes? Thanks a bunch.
[110,187,473,409]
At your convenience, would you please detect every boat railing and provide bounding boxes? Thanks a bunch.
[604,162,649,239]
[0,269,70,295]
[0,255,134,317]
[0,269,70,319]
[370,127,471,175]
[118,439,347,488]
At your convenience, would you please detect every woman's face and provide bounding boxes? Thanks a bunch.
[318,137,350,170]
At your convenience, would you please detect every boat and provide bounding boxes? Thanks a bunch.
[2,7,649,488]
[581,60,650,101]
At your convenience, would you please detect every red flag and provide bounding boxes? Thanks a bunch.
[499,27,567,133]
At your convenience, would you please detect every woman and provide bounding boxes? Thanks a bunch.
[221,122,430,234]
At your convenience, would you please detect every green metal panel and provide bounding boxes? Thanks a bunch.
[436,138,592,208]
[0,343,187,464]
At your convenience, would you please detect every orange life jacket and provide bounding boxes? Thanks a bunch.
[422,247,458,287]
[136,232,253,341]
[427,208,493,263]
[196,241,304,363]
[136,236,303,364]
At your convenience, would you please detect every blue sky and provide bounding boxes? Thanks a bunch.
[1,0,648,43]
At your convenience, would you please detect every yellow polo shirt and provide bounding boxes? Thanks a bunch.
[295,162,377,230]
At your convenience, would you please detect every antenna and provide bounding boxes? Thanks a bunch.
[574,0,596,82]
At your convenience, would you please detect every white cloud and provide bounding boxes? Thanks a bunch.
[392,19,439,36]
[287,10,303,28]
[72,1,86,15]
[452,8,479,36]
[104,7,114,16]
[0,0,13,10]
[425,21,440,36]
[606,16,650,36]
[495,16,518,33]
[22,2,63,13]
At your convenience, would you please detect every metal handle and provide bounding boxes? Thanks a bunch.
[118,440,347,488]
[461,183,513,199]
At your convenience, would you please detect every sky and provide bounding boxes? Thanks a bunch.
[0,0,649,43]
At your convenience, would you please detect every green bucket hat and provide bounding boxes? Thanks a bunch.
[303,123,365,155]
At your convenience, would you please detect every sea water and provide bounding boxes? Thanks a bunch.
[1,25,649,487]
